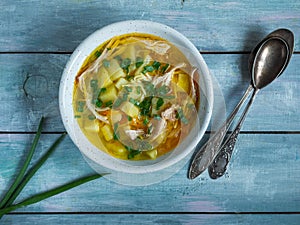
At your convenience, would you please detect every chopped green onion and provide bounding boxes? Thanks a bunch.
[156,97,164,110]
[94,50,102,58]
[129,97,139,106]
[176,108,189,124]
[128,150,141,159]
[95,99,103,108]
[77,101,85,112]
[88,115,96,120]
[153,114,161,120]
[157,85,170,96]
[99,87,106,94]
[136,57,143,68]
[114,55,122,64]
[125,75,134,81]
[143,117,149,125]
[127,116,132,121]
[124,86,132,92]
[138,96,153,116]
[142,81,155,95]
[121,58,131,73]
[136,86,141,94]
[105,100,113,108]
[90,79,98,88]
[103,59,110,68]
[124,145,141,159]
[142,65,155,74]
[152,61,161,70]
[161,64,169,73]
[113,97,123,108]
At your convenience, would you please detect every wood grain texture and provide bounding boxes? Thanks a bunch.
[0,53,299,132]
[0,0,299,52]
[1,0,299,223]
[1,214,300,225]
[0,134,299,213]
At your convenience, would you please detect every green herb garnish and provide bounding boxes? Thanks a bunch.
[136,57,143,68]
[161,63,169,73]
[142,65,155,74]
[113,97,123,108]
[156,97,164,110]
[114,55,122,64]
[142,81,155,95]
[138,96,153,116]
[152,61,161,70]
[77,101,85,112]
[143,117,149,125]
[176,108,189,124]
[120,58,131,73]
[90,79,98,88]
[88,115,96,120]
[129,97,139,106]
[95,99,103,108]
[125,145,141,159]
[105,100,113,108]
[94,50,102,58]
[136,86,141,94]
[103,59,110,68]
[153,114,161,120]
[157,85,170,96]
[124,86,132,93]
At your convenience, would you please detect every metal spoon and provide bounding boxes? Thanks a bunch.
[188,29,293,180]
[208,34,293,179]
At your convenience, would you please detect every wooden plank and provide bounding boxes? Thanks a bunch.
[1,214,300,225]
[1,133,299,212]
[0,53,299,132]
[0,0,299,52]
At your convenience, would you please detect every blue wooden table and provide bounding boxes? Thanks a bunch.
[1,0,299,224]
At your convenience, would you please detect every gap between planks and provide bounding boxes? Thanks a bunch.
[7,211,300,215]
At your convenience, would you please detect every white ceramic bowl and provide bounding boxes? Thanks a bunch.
[59,20,213,176]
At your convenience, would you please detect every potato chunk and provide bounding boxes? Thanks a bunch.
[115,78,128,90]
[99,85,117,103]
[145,149,158,159]
[101,124,114,141]
[98,66,113,88]
[120,101,140,118]
[107,59,126,81]
[177,73,190,93]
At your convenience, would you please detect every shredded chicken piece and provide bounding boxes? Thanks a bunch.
[161,104,180,121]
[125,129,145,140]
[152,63,186,87]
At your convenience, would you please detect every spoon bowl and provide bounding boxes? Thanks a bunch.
[252,37,289,89]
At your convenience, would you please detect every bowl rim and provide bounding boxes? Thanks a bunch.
[59,20,213,174]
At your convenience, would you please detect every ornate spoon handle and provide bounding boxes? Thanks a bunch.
[208,89,259,179]
[188,85,254,179]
